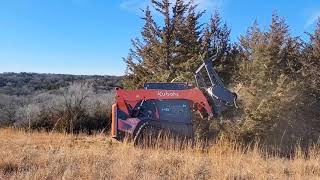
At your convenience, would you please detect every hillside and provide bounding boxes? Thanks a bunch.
[0,129,319,179]
[0,73,121,130]
[0,72,122,96]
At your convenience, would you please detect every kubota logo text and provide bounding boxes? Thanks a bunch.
[157,91,179,97]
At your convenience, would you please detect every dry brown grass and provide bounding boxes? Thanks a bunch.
[0,128,320,179]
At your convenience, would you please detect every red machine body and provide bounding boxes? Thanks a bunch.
[111,86,214,139]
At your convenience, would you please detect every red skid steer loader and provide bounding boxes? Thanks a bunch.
[111,57,237,145]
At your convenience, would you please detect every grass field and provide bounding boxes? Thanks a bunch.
[0,129,320,179]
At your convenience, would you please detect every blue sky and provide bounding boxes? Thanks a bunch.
[0,0,319,76]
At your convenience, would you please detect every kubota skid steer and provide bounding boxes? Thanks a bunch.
[111,56,237,145]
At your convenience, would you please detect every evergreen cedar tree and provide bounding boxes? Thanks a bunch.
[123,0,234,89]
[303,18,320,95]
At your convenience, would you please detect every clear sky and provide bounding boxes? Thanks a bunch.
[0,0,319,76]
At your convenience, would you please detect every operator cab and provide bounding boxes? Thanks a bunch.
[140,82,192,123]
[128,82,193,137]
[137,99,192,123]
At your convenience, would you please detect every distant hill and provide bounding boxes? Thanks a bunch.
[0,72,123,96]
